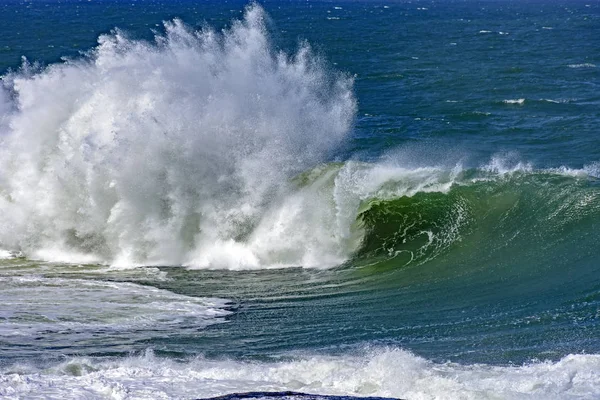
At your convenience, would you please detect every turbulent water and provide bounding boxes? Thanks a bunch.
[1,0,600,399]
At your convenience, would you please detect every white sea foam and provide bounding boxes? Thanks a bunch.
[0,249,13,259]
[567,63,596,68]
[503,98,525,105]
[2,348,599,400]
[583,162,600,178]
[482,156,600,180]
[0,276,230,344]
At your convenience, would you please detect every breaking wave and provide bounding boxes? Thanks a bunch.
[0,5,599,272]
[0,4,355,268]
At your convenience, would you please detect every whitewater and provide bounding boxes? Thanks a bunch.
[3,349,600,399]
[0,5,355,269]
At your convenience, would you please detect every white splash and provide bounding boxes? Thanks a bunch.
[583,162,600,178]
[481,154,533,175]
[0,249,13,259]
[0,4,356,269]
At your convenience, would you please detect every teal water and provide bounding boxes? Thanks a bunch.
[1,1,600,399]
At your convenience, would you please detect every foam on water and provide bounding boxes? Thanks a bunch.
[503,98,525,105]
[2,348,599,400]
[0,276,230,354]
[567,63,596,68]
[0,249,13,259]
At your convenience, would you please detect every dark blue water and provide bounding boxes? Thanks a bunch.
[1,1,600,398]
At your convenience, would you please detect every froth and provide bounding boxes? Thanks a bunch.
[0,276,230,354]
[0,5,355,268]
[2,348,600,399]
[0,249,13,259]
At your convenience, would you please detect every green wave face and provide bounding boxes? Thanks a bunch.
[357,191,470,266]
[353,171,600,273]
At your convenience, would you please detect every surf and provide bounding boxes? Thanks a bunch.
[0,4,355,268]
[1,5,599,275]
[3,348,600,399]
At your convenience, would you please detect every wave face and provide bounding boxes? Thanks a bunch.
[0,4,355,268]
[355,164,600,268]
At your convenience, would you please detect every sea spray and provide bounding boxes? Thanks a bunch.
[0,4,356,267]
[2,3,596,271]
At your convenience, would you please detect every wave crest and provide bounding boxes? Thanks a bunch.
[0,5,355,268]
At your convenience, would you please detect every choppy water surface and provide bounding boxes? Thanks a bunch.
[1,1,600,399]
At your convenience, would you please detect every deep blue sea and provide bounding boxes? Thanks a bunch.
[1,0,600,398]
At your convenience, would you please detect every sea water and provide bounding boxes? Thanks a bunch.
[1,1,600,399]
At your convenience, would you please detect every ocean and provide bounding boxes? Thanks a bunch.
[0,0,599,398]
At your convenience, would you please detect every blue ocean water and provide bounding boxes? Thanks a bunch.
[1,1,600,398]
